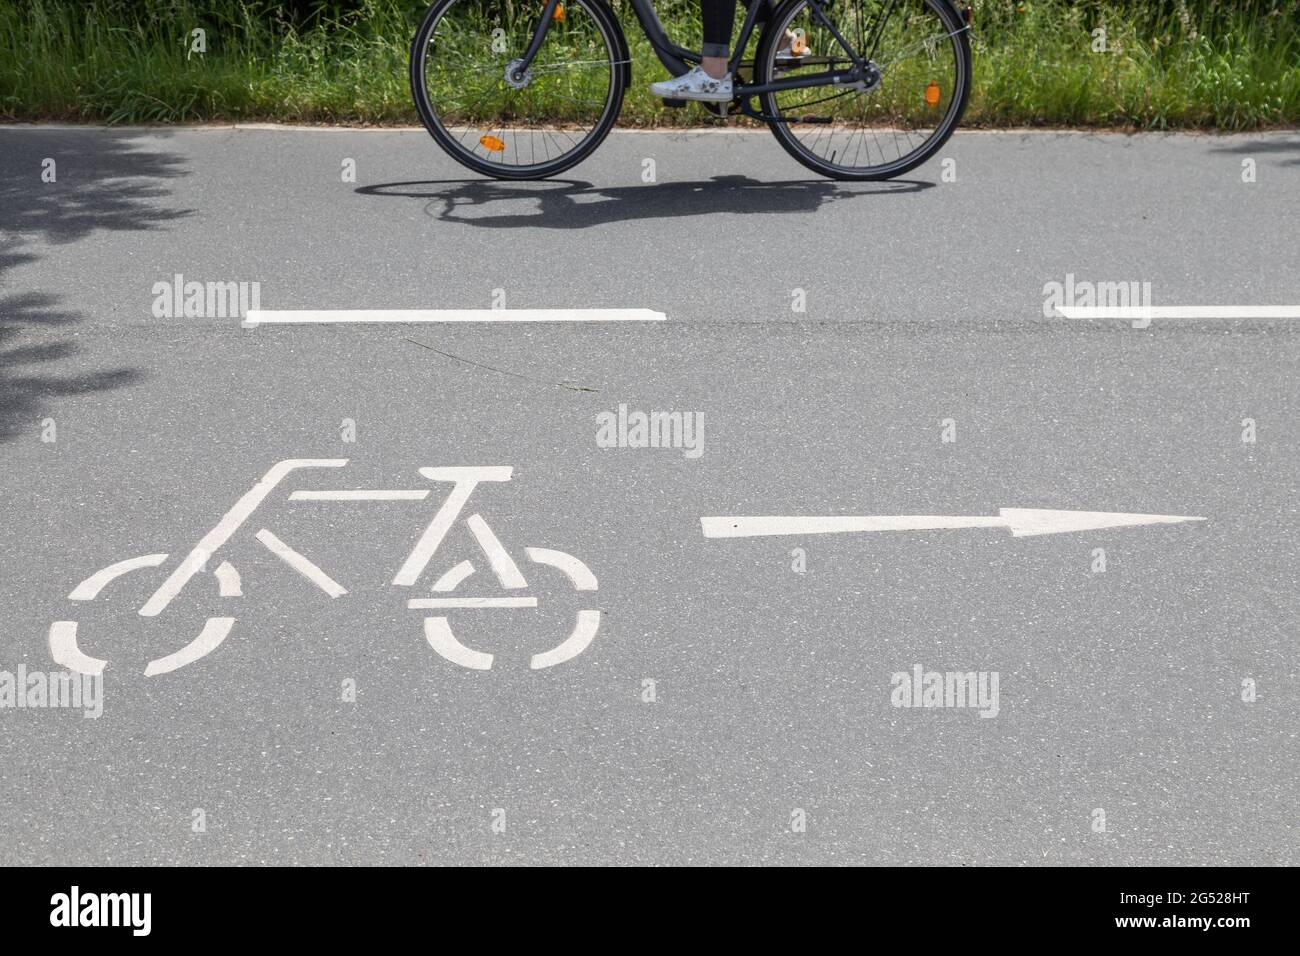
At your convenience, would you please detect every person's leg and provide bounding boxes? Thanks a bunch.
[648,0,738,101]
[703,1,794,76]
[700,0,737,79]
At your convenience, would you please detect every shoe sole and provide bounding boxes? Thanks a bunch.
[648,89,733,103]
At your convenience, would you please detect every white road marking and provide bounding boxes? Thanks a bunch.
[701,509,1206,539]
[69,553,168,600]
[419,466,514,483]
[431,560,475,592]
[525,547,598,591]
[139,458,347,616]
[255,529,347,597]
[1056,306,1300,320]
[144,617,236,677]
[466,514,528,589]
[408,597,537,609]
[48,622,107,676]
[214,560,242,596]
[392,482,478,587]
[996,508,1204,536]
[393,467,513,587]
[424,617,493,670]
[244,309,666,326]
[704,515,998,537]
[530,610,601,670]
[58,459,606,675]
[289,489,430,501]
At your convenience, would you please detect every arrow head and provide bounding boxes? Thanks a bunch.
[998,508,1206,537]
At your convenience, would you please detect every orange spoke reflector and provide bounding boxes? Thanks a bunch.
[924,81,941,106]
[552,3,565,20]
[479,135,506,152]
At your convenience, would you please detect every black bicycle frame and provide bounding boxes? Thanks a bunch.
[517,0,870,100]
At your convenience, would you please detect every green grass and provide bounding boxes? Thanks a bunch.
[0,0,1297,128]
[970,1,1300,129]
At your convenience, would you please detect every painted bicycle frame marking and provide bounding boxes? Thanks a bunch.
[50,460,600,676]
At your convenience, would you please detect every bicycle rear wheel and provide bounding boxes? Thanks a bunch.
[410,0,629,179]
[757,0,971,180]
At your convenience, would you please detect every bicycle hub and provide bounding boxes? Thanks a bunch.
[504,59,532,90]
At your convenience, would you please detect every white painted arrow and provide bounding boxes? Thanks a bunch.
[700,509,1205,539]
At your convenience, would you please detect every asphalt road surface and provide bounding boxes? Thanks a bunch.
[1,126,1297,865]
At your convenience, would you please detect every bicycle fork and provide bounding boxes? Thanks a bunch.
[510,0,565,83]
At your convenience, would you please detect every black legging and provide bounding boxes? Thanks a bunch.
[702,0,772,58]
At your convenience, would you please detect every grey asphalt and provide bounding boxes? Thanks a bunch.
[1,126,1297,865]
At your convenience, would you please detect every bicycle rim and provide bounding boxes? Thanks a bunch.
[760,0,970,180]
[411,0,626,179]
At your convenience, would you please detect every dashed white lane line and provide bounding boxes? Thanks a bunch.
[701,509,1206,539]
[244,309,666,326]
[1056,306,1300,319]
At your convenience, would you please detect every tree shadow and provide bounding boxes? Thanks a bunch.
[0,129,191,442]
[356,174,933,229]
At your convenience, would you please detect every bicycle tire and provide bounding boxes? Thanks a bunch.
[409,0,630,180]
[757,0,971,181]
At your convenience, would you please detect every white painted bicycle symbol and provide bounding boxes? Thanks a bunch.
[49,459,599,676]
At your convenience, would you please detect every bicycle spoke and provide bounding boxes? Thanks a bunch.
[865,0,902,63]
[876,27,970,71]
[762,0,967,177]
[415,0,619,173]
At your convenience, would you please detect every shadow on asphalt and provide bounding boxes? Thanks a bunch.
[1209,135,1300,167]
[0,130,190,442]
[356,175,932,228]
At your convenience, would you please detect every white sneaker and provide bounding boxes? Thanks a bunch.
[650,66,733,103]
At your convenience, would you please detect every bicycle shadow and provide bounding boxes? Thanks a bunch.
[1208,135,1300,167]
[0,129,191,442]
[356,175,933,229]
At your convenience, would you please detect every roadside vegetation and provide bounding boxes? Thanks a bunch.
[1,0,1296,128]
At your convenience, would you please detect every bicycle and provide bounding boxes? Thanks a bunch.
[49,460,601,676]
[409,0,972,180]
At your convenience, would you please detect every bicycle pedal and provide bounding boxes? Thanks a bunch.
[661,97,687,108]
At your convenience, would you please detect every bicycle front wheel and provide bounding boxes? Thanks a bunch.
[410,0,629,179]
[757,0,971,180]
